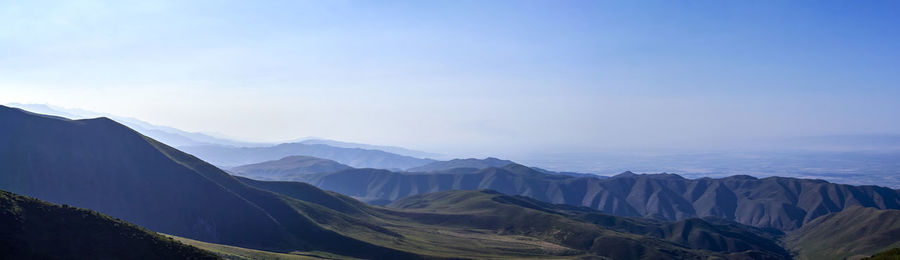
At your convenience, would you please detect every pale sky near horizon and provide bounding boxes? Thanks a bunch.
[1,0,899,157]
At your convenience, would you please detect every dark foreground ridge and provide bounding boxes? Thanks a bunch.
[0,189,219,259]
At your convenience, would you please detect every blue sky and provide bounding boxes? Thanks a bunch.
[1,0,898,156]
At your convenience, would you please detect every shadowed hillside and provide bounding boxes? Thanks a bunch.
[0,189,219,259]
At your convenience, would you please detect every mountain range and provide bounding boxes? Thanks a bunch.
[407,157,516,172]
[179,143,436,169]
[0,104,812,260]
[283,163,900,231]
[240,178,791,259]
[2,104,899,259]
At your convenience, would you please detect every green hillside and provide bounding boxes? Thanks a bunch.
[169,235,358,260]
[786,206,900,260]
[386,189,790,259]
[864,248,900,260]
[0,189,219,259]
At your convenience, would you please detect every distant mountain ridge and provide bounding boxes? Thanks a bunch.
[290,164,900,231]
[407,157,515,172]
[295,138,439,158]
[180,143,436,169]
[5,104,438,168]
[5,103,262,147]
[229,156,351,180]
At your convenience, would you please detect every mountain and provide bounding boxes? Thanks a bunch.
[2,104,893,259]
[4,103,262,147]
[0,189,219,259]
[407,157,516,172]
[296,138,440,158]
[785,206,900,260]
[229,156,352,181]
[386,189,790,259]
[11,105,743,259]
[290,164,900,230]
[239,177,791,259]
[180,143,435,169]
[0,105,422,259]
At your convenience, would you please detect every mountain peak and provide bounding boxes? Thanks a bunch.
[613,171,637,177]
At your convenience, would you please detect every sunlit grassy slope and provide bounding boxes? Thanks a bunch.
[169,235,359,260]
[786,206,900,260]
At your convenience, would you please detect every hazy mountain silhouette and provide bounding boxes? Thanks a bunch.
[4,103,261,147]
[295,138,440,158]
[0,189,219,259]
[407,157,516,172]
[180,143,435,169]
[229,155,352,180]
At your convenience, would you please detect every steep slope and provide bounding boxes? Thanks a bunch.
[407,157,516,172]
[388,190,790,259]
[294,164,900,230]
[0,105,420,259]
[785,207,900,260]
[230,156,352,180]
[180,143,435,169]
[0,189,219,260]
